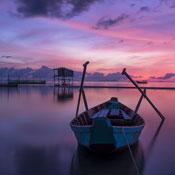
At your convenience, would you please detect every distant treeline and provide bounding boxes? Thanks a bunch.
[0,66,174,82]
[0,66,127,82]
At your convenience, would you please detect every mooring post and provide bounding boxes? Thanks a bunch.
[122,68,165,121]
[53,70,55,86]
[76,61,89,117]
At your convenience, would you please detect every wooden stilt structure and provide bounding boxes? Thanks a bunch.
[53,67,74,87]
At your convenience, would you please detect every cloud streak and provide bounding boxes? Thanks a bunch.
[94,14,129,29]
[139,6,151,12]
[161,0,175,8]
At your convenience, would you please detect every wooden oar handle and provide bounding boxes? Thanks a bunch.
[83,61,90,67]
[122,68,126,75]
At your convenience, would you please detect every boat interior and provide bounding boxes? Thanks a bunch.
[71,98,144,127]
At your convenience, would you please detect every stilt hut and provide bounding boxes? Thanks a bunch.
[53,67,73,87]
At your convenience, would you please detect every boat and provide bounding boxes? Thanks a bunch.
[70,62,164,154]
[70,97,145,153]
[136,80,148,84]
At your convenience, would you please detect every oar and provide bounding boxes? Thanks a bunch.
[76,61,89,117]
[122,68,165,121]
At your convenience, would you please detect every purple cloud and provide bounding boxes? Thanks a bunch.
[95,14,129,29]
[161,0,175,8]
[15,0,102,19]
[139,6,151,12]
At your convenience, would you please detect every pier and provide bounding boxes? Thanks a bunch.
[8,80,46,84]
[0,80,45,87]
[0,82,18,87]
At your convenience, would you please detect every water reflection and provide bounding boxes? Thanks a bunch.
[0,86,174,175]
[146,119,165,157]
[53,87,74,102]
[0,87,19,100]
[70,143,145,175]
[15,144,73,175]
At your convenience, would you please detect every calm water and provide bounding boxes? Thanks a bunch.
[0,85,175,175]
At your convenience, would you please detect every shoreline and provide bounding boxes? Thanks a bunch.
[1,84,175,90]
[69,85,175,90]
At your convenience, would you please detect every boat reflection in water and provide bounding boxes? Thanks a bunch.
[53,87,73,102]
[70,142,145,175]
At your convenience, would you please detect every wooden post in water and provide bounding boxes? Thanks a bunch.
[122,68,165,121]
[76,61,89,117]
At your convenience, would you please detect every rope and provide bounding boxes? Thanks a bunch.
[121,128,140,175]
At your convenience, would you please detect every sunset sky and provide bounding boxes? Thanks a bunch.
[0,0,175,78]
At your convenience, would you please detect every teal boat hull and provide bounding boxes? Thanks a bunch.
[71,119,144,151]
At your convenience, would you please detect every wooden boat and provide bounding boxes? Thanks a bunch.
[70,97,145,153]
[71,62,164,154]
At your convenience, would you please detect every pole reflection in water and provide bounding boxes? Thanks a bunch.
[146,119,165,159]
[53,87,74,102]
[70,143,145,175]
